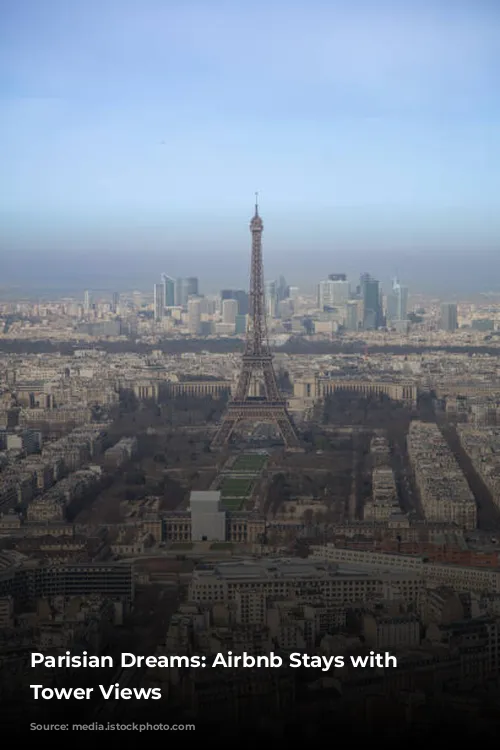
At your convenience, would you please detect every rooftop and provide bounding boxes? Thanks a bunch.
[192,557,421,582]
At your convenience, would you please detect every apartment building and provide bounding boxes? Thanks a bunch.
[188,558,422,607]
[0,555,134,606]
[457,425,500,509]
[370,435,391,466]
[360,612,421,649]
[26,468,101,522]
[364,464,399,522]
[311,545,500,594]
[103,436,138,468]
[407,421,477,529]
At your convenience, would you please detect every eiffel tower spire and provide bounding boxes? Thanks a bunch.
[211,198,300,449]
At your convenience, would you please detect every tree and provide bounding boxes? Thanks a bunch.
[302,508,314,525]
[125,470,146,485]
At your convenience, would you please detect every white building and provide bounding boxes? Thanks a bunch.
[153,283,164,322]
[222,299,238,327]
[188,557,422,607]
[318,279,350,309]
[189,491,226,542]
[188,298,202,335]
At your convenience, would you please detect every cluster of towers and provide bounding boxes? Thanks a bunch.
[317,273,409,331]
[153,275,199,321]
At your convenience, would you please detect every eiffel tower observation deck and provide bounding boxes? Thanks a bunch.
[211,196,300,450]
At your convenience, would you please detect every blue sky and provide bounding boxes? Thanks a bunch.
[1,0,500,290]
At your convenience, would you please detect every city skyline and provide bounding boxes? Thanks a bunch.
[1,0,500,294]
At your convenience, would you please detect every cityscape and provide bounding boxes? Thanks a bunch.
[2,198,500,735]
[2,0,500,741]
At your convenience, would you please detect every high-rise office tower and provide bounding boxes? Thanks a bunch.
[386,291,397,321]
[345,301,359,331]
[318,278,350,309]
[328,273,347,282]
[175,278,185,307]
[161,274,175,307]
[387,278,409,323]
[361,273,382,330]
[175,277,199,306]
[84,290,92,313]
[265,280,277,318]
[185,277,199,298]
[188,297,202,334]
[440,302,458,332]
[221,289,248,315]
[222,298,238,326]
[235,290,248,316]
[111,292,119,314]
[235,314,247,335]
[277,275,288,302]
[397,285,408,321]
[200,297,217,316]
[153,283,164,321]
[317,281,328,308]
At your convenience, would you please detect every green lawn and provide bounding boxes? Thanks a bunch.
[210,542,234,550]
[221,497,246,511]
[220,477,254,497]
[170,542,194,550]
[232,454,267,472]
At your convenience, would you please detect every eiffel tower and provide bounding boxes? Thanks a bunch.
[211,196,300,449]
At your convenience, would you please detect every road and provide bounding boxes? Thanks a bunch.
[391,432,422,518]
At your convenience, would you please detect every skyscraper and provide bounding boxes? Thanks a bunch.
[222,299,238,326]
[318,278,350,309]
[111,292,119,314]
[188,297,202,334]
[328,273,347,282]
[235,314,247,335]
[221,289,248,316]
[440,302,458,332]
[175,278,185,307]
[84,290,92,314]
[175,277,199,306]
[387,278,408,323]
[345,301,359,331]
[265,280,277,318]
[153,283,164,321]
[185,277,199,298]
[277,275,288,302]
[161,274,175,307]
[397,285,408,321]
[361,274,382,330]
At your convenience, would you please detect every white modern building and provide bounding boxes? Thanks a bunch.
[189,491,226,542]
[222,299,238,327]
[187,298,202,335]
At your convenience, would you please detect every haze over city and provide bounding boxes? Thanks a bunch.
[1,0,500,293]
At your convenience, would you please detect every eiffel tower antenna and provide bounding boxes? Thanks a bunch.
[211,197,300,449]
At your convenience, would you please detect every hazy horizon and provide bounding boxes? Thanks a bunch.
[1,0,500,295]
[2,248,500,300]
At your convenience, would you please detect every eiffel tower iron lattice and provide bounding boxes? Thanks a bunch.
[211,196,300,449]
